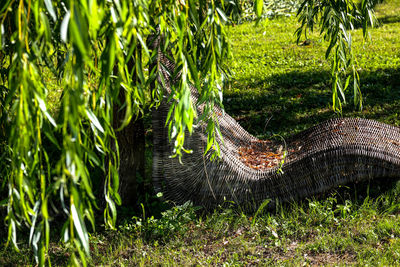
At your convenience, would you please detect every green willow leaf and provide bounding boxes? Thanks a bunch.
[71,203,90,255]
[0,0,12,14]
[105,194,117,227]
[44,0,57,22]
[86,109,104,133]
[61,12,70,43]
[0,23,3,49]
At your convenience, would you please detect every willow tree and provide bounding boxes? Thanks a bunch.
[0,0,246,264]
[0,0,374,265]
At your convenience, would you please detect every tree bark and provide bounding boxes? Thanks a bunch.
[113,60,145,207]
[113,111,145,207]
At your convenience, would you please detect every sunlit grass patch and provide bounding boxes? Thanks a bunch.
[225,0,400,139]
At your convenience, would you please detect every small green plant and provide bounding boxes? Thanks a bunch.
[252,199,271,227]
[307,196,338,226]
[335,199,353,219]
[130,201,201,241]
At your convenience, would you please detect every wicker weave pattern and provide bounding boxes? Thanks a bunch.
[152,52,400,210]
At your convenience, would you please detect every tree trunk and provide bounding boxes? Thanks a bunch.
[114,112,145,207]
[113,60,145,207]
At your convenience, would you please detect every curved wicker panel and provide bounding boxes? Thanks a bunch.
[152,53,400,210]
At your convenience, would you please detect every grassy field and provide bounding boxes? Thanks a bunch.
[2,0,400,265]
[225,1,400,138]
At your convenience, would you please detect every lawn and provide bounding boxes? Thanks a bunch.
[2,0,400,265]
[225,1,400,138]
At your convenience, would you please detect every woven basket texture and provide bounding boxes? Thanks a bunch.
[152,50,400,210]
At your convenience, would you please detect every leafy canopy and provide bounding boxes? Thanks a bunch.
[0,0,243,264]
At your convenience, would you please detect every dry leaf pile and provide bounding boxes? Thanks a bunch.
[238,140,287,171]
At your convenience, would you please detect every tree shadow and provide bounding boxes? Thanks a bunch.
[315,176,400,204]
[378,15,400,25]
[223,66,400,139]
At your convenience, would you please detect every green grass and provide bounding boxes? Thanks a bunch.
[5,187,400,266]
[2,0,400,265]
[224,0,400,139]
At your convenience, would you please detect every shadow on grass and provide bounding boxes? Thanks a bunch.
[315,176,400,204]
[378,15,400,25]
[224,67,400,138]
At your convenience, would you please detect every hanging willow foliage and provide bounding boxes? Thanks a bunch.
[296,0,376,113]
[0,0,247,265]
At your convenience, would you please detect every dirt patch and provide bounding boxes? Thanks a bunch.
[256,244,357,266]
